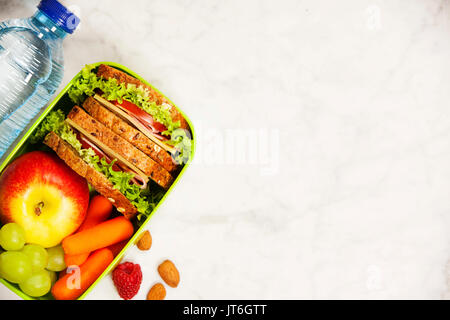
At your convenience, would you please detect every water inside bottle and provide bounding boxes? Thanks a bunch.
[0,24,64,158]
[0,1,79,160]
[0,27,52,123]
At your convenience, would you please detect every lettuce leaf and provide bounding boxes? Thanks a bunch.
[92,158,162,223]
[68,64,180,136]
[30,110,65,144]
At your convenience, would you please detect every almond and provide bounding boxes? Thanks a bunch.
[158,260,180,288]
[137,230,152,251]
[147,283,166,300]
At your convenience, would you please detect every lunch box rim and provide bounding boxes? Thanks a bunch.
[0,61,196,300]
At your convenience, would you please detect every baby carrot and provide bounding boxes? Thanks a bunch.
[52,248,114,300]
[62,217,134,256]
[64,195,113,266]
[65,253,90,267]
[77,195,113,230]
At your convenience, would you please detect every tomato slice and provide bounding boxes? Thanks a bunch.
[151,120,169,135]
[114,100,168,134]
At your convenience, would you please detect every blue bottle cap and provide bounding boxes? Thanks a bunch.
[37,0,80,34]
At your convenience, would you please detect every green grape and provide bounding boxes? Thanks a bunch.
[46,270,57,286]
[21,244,48,272]
[19,270,51,297]
[46,245,66,272]
[0,223,26,251]
[0,252,32,283]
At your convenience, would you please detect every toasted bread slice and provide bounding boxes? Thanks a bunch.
[44,132,137,219]
[67,106,174,189]
[83,96,178,173]
[96,64,189,131]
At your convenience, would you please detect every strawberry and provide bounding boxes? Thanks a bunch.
[112,262,142,300]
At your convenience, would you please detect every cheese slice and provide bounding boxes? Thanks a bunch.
[93,94,175,154]
[65,118,149,183]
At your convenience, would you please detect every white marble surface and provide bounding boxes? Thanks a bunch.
[0,0,450,300]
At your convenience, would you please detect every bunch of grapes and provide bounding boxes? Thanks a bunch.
[0,223,65,297]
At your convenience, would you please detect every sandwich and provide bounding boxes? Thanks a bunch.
[68,64,192,165]
[31,64,192,221]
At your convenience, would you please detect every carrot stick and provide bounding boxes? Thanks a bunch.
[52,248,113,300]
[77,195,113,230]
[65,253,89,267]
[64,196,113,266]
[62,217,134,256]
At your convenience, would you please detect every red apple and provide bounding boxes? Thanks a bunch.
[0,151,89,248]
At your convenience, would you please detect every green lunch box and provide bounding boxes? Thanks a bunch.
[0,62,196,300]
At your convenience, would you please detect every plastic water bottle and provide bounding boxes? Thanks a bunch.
[0,0,80,158]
